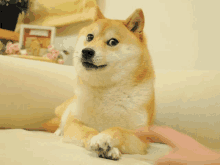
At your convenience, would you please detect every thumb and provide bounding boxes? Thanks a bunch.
[135,125,184,148]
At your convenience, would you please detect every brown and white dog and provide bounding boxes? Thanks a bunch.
[54,7,155,160]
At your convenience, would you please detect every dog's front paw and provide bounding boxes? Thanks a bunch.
[89,133,121,160]
[54,128,63,136]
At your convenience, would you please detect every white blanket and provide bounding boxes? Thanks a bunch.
[0,129,171,165]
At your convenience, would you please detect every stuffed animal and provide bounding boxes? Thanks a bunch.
[44,45,69,64]
[57,50,70,64]
[30,38,41,56]
[5,42,20,55]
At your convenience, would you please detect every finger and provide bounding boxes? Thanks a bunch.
[135,132,163,143]
[134,127,157,143]
[149,126,204,149]
[135,125,188,148]
[135,126,177,148]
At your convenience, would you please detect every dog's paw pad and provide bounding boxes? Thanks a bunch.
[89,133,121,160]
[89,133,112,151]
[106,147,121,160]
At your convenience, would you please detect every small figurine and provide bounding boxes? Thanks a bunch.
[30,38,41,56]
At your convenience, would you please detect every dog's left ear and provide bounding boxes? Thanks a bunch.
[125,9,145,33]
[94,6,105,21]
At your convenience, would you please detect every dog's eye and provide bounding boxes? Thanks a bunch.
[107,38,119,47]
[86,34,94,42]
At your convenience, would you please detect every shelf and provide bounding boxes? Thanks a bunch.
[0,28,19,41]
[8,55,58,63]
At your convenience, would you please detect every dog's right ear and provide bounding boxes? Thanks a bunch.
[94,6,105,21]
[125,9,145,33]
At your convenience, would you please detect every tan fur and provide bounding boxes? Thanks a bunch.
[55,95,77,118]
[100,127,149,154]
[63,113,99,148]
[146,92,156,126]
[42,117,60,133]
[49,6,155,160]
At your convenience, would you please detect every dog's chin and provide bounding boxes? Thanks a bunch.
[82,62,107,70]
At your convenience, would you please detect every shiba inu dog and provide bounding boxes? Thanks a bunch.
[54,7,155,160]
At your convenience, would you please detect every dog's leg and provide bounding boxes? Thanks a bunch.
[88,127,149,160]
[54,107,71,136]
[61,114,99,148]
[54,96,99,146]
[54,96,77,136]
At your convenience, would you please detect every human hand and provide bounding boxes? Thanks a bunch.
[135,125,220,165]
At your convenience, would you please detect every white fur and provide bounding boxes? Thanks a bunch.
[62,78,154,132]
[73,29,145,87]
[54,102,75,136]
[89,133,121,160]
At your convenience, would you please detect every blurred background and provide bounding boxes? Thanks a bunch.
[56,0,220,70]
[1,0,220,69]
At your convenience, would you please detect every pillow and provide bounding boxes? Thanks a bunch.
[0,55,75,130]
[154,70,220,150]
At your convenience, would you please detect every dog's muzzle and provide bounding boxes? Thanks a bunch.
[82,48,95,60]
[81,48,107,70]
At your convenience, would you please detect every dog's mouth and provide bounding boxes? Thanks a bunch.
[82,61,107,70]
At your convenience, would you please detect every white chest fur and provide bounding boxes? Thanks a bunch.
[68,79,154,132]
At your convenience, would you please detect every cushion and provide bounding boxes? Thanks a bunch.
[155,70,220,150]
[0,55,76,130]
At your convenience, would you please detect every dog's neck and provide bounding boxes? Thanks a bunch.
[77,74,132,91]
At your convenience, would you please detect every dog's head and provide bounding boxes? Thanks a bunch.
[74,8,150,87]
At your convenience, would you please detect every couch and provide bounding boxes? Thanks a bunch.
[0,55,220,165]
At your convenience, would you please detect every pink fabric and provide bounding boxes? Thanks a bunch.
[46,45,60,62]
[58,60,64,64]
[5,42,20,55]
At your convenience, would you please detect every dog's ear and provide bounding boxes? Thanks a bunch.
[125,9,145,33]
[94,6,105,21]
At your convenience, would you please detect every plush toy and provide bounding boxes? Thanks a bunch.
[44,45,69,64]
[57,50,70,64]
[5,42,21,55]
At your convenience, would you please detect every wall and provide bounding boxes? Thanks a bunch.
[98,0,220,70]
[55,0,220,70]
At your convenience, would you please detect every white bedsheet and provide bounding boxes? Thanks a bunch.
[0,129,171,165]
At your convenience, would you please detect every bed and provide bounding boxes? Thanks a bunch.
[1,55,220,164]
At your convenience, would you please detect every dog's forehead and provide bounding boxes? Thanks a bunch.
[89,19,126,36]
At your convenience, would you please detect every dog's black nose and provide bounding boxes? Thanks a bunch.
[82,48,95,60]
